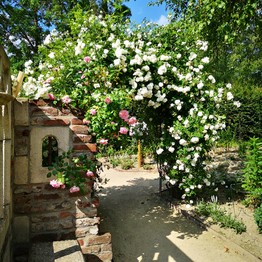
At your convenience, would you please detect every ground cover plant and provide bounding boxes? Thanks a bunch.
[195,200,247,234]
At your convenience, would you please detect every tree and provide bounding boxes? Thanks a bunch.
[153,0,262,84]
[0,0,131,72]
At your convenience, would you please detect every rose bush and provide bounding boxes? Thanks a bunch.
[21,9,240,203]
[47,150,101,194]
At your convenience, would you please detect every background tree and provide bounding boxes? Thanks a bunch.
[152,0,262,140]
[0,0,131,72]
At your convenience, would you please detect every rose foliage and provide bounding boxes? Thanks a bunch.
[21,9,240,203]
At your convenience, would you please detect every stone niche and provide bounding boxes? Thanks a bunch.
[13,99,112,261]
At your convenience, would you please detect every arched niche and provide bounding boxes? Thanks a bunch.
[42,135,58,167]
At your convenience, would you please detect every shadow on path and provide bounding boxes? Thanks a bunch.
[98,174,206,262]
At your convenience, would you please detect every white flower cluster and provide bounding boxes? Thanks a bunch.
[21,15,242,203]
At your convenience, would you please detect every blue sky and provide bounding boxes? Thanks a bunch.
[123,0,169,25]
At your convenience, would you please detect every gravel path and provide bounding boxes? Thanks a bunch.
[97,167,259,262]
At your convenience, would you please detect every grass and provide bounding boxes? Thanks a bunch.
[195,201,247,234]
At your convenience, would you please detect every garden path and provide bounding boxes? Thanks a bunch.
[97,166,259,262]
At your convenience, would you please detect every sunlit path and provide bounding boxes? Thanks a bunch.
[98,168,256,262]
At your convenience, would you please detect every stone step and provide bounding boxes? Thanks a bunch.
[29,240,85,262]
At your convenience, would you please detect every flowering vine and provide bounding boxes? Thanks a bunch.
[21,9,240,202]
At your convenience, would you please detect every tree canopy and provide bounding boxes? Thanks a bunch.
[153,0,262,85]
[0,0,131,72]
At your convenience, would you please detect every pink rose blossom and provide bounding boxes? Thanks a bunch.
[69,186,80,193]
[90,109,97,115]
[50,179,63,188]
[119,127,128,135]
[86,170,95,178]
[84,56,91,63]
[62,95,71,104]
[128,117,137,125]
[104,97,111,104]
[48,93,55,100]
[119,110,129,120]
[99,138,108,145]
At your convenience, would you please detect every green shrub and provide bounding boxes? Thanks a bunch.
[241,137,262,207]
[254,204,262,234]
[220,86,262,141]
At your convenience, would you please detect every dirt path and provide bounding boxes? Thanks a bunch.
[97,167,260,262]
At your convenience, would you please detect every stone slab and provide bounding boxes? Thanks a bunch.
[29,240,85,262]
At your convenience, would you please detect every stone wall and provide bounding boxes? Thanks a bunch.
[0,45,14,262]
[13,99,112,261]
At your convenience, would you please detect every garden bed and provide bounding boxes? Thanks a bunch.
[179,201,262,260]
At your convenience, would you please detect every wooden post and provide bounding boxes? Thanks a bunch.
[137,140,142,168]
[13,71,24,97]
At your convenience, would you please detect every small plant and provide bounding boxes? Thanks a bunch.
[143,164,154,170]
[241,137,262,207]
[109,157,122,168]
[254,204,262,234]
[195,201,246,234]
[120,159,135,170]
[47,150,101,194]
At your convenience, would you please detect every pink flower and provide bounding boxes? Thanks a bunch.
[69,186,80,193]
[84,56,91,63]
[119,110,129,120]
[119,127,128,135]
[50,179,63,188]
[99,138,108,145]
[48,93,55,100]
[128,117,137,125]
[81,74,85,79]
[86,170,95,178]
[90,109,97,115]
[104,97,111,104]
[62,95,71,104]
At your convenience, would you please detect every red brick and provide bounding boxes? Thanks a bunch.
[31,106,59,117]
[30,117,71,126]
[73,143,97,152]
[75,207,97,218]
[70,125,89,134]
[75,227,90,238]
[29,99,48,106]
[42,118,71,126]
[44,107,59,116]
[91,197,100,208]
[73,134,92,143]
[60,211,74,219]
[85,233,111,246]
[71,118,84,125]
[101,244,112,252]
[77,238,85,246]
[59,108,72,116]
[81,245,101,254]
[34,193,61,200]
[75,217,100,227]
